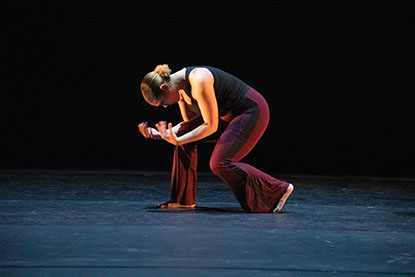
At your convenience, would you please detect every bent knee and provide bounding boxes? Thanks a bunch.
[209,158,232,176]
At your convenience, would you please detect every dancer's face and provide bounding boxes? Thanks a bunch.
[151,86,179,108]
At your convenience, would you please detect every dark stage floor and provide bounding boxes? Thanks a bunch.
[0,170,414,276]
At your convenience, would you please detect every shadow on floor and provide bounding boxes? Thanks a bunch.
[146,206,245,213]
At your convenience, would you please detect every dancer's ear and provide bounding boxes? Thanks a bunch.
[160,84,169,93]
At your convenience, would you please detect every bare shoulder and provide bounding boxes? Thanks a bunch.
[189,67,214,84]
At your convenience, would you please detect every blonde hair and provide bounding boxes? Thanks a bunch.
[140,64,172,103]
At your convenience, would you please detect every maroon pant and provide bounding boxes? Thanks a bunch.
[170,87,290,213]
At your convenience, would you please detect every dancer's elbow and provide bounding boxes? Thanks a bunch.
[203,120,218,136]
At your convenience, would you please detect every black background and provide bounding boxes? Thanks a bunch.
[2,1,414,177]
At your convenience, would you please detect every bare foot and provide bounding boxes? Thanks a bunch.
[157,201,196,209]
[273,183,294,213]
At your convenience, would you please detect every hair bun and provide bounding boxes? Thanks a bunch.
[154,64,172,78]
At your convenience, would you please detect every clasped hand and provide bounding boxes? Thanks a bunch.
[138,121,179,145]
[138,121,160,139]
[155,121,179,146]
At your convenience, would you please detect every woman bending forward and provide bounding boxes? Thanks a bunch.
[138,64,293,213]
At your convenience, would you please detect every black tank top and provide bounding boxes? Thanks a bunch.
[185,66,249,116]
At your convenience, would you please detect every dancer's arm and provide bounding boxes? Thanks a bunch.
[178,68,218,144]
[178,99,200,122]
[156,68,218,146]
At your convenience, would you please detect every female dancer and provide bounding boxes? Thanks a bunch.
[138,64,293,213]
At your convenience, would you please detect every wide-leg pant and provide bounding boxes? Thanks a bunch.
[170,87,290,213]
